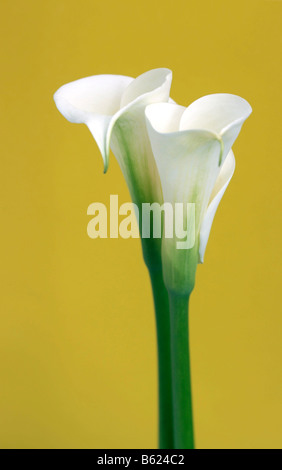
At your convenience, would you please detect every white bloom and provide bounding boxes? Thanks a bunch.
[54,69,172,208]
[145,95,252,293]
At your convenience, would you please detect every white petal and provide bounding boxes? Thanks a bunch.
[120,68,172,108]
[110,111,164,207]
[86,115,112,167]
[107,71,173,207]
[146,103,223,294]
[143,102,185,133]
[145,103,222,232]
[180,94,252,163]
[54,69,173,173]
[54,75,133,169]
[199,150,235,263]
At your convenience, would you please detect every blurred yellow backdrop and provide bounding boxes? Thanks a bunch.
[0,0,281,449]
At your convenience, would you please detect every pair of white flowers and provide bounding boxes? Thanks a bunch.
[54,68,251,294]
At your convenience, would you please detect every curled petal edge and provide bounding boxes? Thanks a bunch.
[199,150,235,263]
[54,69,172,173]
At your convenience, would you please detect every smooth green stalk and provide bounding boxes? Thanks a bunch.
[149,268,174,449]
[169,292,194,449]
[142,235,173,449]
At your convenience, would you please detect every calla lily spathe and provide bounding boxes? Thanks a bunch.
[54,68,174,268]
[145,95,252,294]
[54,68,172,208]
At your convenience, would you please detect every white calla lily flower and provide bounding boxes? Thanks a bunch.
[145,95,252,294]
[54,71,252,448]
[54,68,172,205]
[54,68,174,268]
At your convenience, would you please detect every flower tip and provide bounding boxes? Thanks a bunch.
[99,140,110,174]
[53,88,62,112]
[103,158,109,174]
[53,85,80,123]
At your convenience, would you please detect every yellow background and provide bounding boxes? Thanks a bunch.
[1,0,281,449]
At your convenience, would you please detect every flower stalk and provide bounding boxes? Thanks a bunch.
[149,267,174,449]
[169,292,194,449]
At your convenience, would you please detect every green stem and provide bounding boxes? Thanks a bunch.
[149,268,174,449]
[169,292,194,449]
